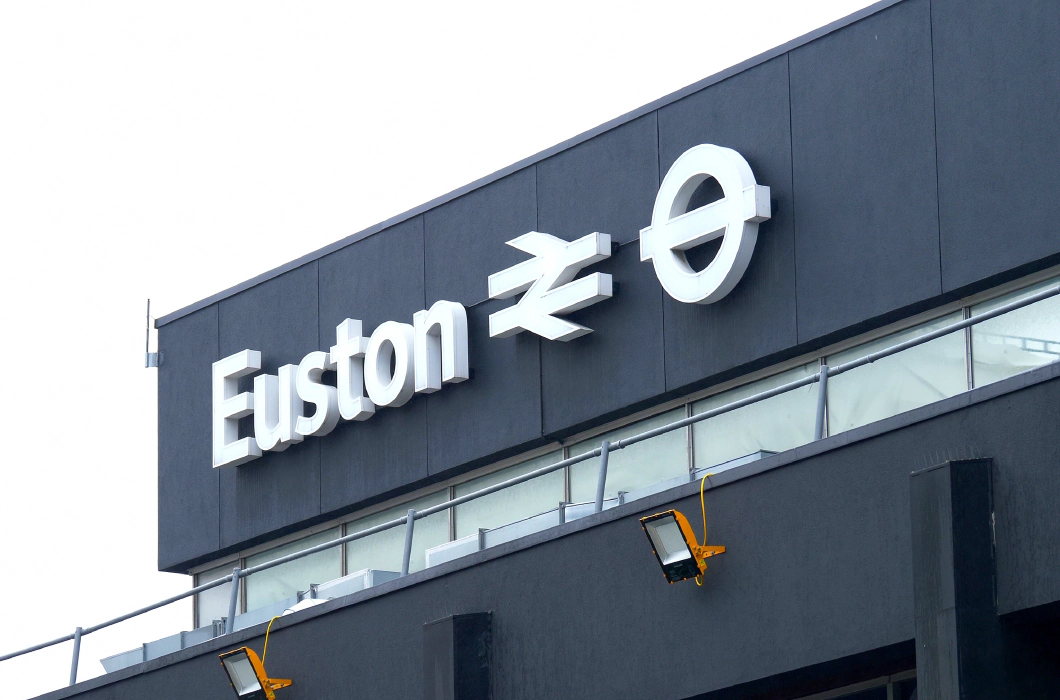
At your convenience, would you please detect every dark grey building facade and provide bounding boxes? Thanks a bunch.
[35,0,1060,697]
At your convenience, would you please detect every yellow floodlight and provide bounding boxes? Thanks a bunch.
[218,646,291,700]
[640,477,725,584]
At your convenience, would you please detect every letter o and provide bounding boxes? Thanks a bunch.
[364,322,416,407]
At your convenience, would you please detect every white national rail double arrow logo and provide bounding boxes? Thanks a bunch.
[487,231,612,341]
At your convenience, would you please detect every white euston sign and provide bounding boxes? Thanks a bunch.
[640,144,770,304]
[212,300,468,468]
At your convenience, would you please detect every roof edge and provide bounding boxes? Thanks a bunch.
[156,0,902,327]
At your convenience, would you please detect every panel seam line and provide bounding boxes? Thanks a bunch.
[927,0,945,295]
[787,52,801,345]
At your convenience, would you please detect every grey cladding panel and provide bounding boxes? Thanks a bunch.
[317,216,426,337]
[657,56,799,391]
[424,168,537,306]
[535,113,658,245]
[790,0,942,342]
[426,298,544,477]
[59,650,229,700]
[538,244,665,436]
[157,307,220,571]
[217,263,321,549]
[319,399,429,516]
[317,218,429,514]
[536,115,664,434]
[932,0,1060,292]
[422,167,542,478]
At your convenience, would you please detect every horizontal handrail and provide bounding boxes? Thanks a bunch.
[2,283,1058,667]
[0,577,237,662]
[0,633,76,663]
[614,283,1060,450]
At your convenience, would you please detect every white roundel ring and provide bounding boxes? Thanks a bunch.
[639,144,770,304]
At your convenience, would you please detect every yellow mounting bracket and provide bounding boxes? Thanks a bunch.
[266,677,293,696]
[693,543,726,573]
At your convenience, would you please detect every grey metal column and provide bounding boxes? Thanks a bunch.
[814,364,829,441]
[401,509,416,576]
[68,627,82,686]
[225,567,241,634]
[424,613,492,700]
[593,441,611,514]
[910,459,997,699]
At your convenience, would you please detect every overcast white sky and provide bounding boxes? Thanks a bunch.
[0,1,876,697]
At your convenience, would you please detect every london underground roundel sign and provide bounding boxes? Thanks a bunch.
[640,144,771,304]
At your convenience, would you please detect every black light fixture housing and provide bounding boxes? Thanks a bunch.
[641,509,725,584]
[219,647,291,700]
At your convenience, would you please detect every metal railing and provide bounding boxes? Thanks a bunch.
[3,282,1059,688]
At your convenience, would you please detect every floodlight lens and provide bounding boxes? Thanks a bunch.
[645,516,692,565]
[223,653,263,695]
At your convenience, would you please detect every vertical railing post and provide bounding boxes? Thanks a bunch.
[225,567,241,634]
[594,440,611,514]
[401,509,416,576]
[68,627,82,686]
[814,363,829,441]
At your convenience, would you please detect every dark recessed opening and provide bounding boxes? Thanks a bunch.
[684,238,723,273]
[687,176,724,211]
[681,177,725,273]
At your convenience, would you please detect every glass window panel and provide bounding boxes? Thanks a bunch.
[345,491,448,575]
[971,276,1060,387]
[827,312,966,434]
[454,451,564,539]
[569,408,688,503]
[195,562,240,629]
[244,528,341,612]
[692,363,818,471]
